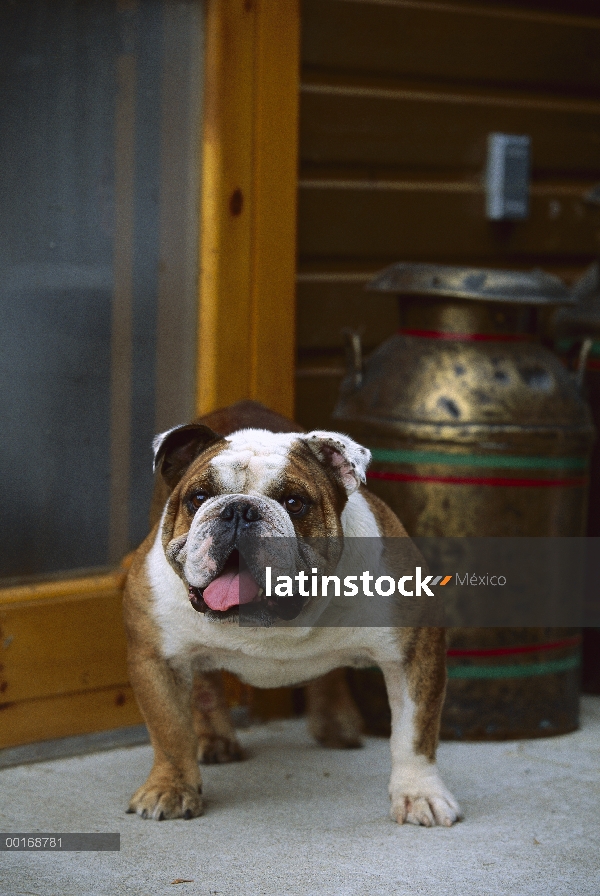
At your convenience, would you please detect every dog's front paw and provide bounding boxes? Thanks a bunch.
[198,733,245,764]
[127,779,203,821]
[390,772,462,827]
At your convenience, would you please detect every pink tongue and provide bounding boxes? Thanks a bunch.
[202,568,261,612]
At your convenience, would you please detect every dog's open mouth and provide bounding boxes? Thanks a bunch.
[187,550,262,619]
[187,550,304,622]
[189,551,264,613]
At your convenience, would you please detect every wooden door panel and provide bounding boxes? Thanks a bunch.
[0,589,129,705]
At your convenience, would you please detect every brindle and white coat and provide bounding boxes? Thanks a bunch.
[124,409,461,827]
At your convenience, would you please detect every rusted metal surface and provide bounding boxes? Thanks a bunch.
[334,263,594,739]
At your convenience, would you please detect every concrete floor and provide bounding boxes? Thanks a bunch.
[1,696,599,896]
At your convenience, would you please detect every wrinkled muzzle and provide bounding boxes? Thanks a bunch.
[166,493,333,624]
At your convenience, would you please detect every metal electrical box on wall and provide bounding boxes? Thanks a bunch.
[485,133,531,221]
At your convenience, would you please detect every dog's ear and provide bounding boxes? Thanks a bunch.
[153,424,224,489]
[300,431,371,496]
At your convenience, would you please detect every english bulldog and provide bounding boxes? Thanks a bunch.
[123,404,461,826]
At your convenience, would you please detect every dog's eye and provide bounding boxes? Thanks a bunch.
[188,490,209,511]
[283,495,306,516]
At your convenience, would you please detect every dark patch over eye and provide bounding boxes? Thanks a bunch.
[187,490,210,512]
[282,495,308,517]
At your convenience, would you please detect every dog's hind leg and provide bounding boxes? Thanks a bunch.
[192,672,246,763]
[306,668,363,748]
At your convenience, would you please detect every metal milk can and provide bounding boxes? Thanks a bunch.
[553,262,600,694]
[334,263,595,739]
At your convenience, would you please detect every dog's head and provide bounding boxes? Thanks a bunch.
[153,425,371,625]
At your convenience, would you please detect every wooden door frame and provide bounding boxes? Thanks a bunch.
[197,0,299,417]
[0,0,300,749]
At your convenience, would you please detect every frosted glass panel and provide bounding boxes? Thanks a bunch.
[0,0,202,579]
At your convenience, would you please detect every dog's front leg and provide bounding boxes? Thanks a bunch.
[127,648,203,820]
[380,628,462,827]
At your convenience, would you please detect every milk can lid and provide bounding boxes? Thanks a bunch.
[554,262,600,337]
[368,263,573,305]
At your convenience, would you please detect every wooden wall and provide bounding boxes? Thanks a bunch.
[295,0,600,430]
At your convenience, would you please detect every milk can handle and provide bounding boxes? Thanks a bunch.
[576,337,593,392]
[342,329,363,390]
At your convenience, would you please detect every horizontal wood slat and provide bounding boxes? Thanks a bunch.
[0,569,126,606]
[302,0,600,95]
[300,80,600,176]
[297,279,397,349]
[0,685,142,750]
[296,367,346,432]
[298,183,599,261]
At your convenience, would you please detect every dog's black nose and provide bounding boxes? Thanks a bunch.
[219,501,262,524]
